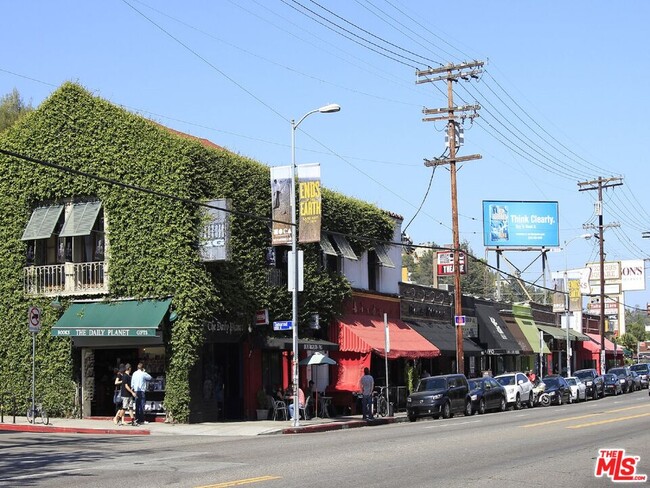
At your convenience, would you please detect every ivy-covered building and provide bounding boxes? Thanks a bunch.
[0,83,403,422]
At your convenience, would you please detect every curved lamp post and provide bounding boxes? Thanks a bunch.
[563,233,591,377]
[290,103,340,427]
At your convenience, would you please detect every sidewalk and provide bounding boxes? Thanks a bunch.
[0,412,408,437]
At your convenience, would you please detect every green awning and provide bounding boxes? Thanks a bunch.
[536,324,568,340]
[51,298,171,337]
[567,328,590,341]
[58,201,102,237]
[514,317,551,354]
[21,205,64,240]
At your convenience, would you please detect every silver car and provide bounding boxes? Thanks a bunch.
[630,363,650,389]
[566,376,587,402]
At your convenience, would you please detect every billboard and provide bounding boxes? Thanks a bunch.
[482,200,559,248]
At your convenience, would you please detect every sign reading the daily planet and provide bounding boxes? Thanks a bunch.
[482,200,560,248]
[52,328,158,337]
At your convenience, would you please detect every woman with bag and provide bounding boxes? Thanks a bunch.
[113,365,124,414]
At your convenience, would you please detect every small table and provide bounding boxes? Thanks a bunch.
[319,396,332,418]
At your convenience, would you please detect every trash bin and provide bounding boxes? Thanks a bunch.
[388,402,394,417]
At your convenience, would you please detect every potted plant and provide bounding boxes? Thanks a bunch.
[256,388,270,420]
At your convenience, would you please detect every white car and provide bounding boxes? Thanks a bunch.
[566,376,587,402]
[494,372,533,409]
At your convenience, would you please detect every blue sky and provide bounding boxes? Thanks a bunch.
[2,1,650,308]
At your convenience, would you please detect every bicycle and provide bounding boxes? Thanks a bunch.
[26,399,49,425]
[373,387,389,418]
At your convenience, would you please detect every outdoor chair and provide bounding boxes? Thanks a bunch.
[299,396,311,420]
[272,400,288,420]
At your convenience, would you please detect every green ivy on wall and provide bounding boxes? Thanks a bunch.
[0,83,395,422]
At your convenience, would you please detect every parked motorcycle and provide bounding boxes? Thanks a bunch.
[531,380,551,407]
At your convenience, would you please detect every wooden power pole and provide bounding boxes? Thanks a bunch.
[578,176,623,374]
[417,61,484,374]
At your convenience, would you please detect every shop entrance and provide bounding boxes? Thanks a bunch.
[91,348,138,416]
[200,343,243,421]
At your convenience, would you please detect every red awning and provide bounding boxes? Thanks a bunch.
[334,315,440,360]
[585,333,624,356]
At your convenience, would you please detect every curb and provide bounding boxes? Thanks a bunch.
[0,423,150,436]
[281,415,404,434]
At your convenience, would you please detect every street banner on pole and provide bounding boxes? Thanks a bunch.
[270,166,292,245]
[297,163,321,243]
[568,279,581,312]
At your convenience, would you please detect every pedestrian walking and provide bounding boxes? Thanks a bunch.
[131,362,153,425]
[359,367,374,420]
[113,364,125,414]
[114,363,136,425]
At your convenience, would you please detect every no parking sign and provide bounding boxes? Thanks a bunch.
[28,306,42,333]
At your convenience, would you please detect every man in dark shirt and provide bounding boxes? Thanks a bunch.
[113,363,136,425]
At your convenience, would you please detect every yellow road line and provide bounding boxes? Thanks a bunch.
[522,404,650,429]
[196,475,282,488]
[522,413,601,428]
[567,412,650,429]
[605,405,650,414]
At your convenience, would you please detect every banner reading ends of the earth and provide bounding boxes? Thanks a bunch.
[271,166,292,245]
[298,163,321,243]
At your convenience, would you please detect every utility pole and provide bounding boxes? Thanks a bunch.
[416,61,483,375]
[578,176,623,374]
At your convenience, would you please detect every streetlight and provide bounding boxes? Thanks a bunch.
[290,103,340,427]
[563,233,591,377]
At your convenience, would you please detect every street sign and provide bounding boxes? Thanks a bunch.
[454,315,466,327]
[255,309,269,326]
[273,320,293,331]
[437,251,466,276]
[28,306,42,333]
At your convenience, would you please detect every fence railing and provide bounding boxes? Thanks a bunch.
[24,261,108,296]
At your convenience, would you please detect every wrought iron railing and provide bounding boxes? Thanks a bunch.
[267,268,287,287]
[24,261,108,296]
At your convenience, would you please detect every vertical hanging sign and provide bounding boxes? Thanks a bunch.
[297,163,321,243]
[568,279,582,312]
[270,166,292,245]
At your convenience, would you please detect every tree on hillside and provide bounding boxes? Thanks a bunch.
[0,88,33,132]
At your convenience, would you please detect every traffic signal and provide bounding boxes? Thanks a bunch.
[647,303,650,316]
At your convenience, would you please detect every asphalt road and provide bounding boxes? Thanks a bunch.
[1,390,649,488]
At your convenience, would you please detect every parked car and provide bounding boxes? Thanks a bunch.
[603,373,623,396]
[608,366,635,393]
[494,372,534,410]
[566,376,587,402]
[630,363,650,389]
[630,371,642,391]
[468,377,507,414]
[542,375,572,405]
[406,374,472,422]
[574,368,604,400]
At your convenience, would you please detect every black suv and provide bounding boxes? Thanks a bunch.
[608,366,635,393]
[406,374,472,422]
[574,368,604,400]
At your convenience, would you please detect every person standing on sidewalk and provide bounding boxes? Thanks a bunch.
[359,367,374,420]
[131,362,152,425]
[114,363,136,425]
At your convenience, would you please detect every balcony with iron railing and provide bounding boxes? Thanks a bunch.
[267,268,287,287]
[23,261,108,297]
